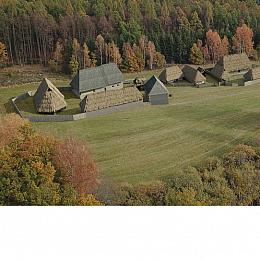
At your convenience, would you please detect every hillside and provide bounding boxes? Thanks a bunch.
[0,0,260,70]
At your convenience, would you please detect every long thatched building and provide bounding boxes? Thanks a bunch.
[210,53,251,81]
[159,65,183,84]
[80,86,142,112]
[182,65,206,85]
[70,63,124,98]
[34,78,67,113]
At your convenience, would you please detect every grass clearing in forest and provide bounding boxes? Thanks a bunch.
[1,78,260,184]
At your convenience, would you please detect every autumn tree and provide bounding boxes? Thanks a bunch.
[53,40,64,64]
[0,115,60,205]
[108,41,122,65]
[72,38,81,62]
[69,55,79,75]
[89,52,96,67]
[153,52,166,69]
[190,11,204,40]
[205,30,222,63]
[133,44,145,71]
[147,41,156,70]
[95,34,105,65]
[82,42,91,69]
[122,42,144,72]
[53,137,99,196]
[221,36,229,57]
[0,114,102,206]
[0,42,8,65]
[190,43,204,65]
[139,35,148,61]
[232,24,254,56]
[48,40,64,72]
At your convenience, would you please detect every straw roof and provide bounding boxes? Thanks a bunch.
[80,87,143,112]
[71,63,123,95]
[34,78,67,113]
[211,53,251,80]
[159,65,183,83]
[182,65,206,84]
[244,67,260,81]
[144,75,169,95]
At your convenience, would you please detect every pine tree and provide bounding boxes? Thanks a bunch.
[69,55,79,76]
[190,43,204,65]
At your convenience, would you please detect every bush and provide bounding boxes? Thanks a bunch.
[224,144,258,167]
[48,59,62,72]
[113,181,167,206]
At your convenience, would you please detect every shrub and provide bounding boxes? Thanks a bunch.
[165,188,204,206]
[224,144,258,167]
[113,181,167,206]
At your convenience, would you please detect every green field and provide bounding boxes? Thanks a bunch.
[1,80,260,184]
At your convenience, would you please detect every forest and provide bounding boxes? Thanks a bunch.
[0,0,260,74]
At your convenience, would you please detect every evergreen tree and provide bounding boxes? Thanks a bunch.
[69,55,79,76]
[190,43,204,65]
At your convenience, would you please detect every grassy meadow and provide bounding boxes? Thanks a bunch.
[1,75,260,184]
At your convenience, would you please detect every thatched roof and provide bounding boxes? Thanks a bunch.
[244,67,260,81]
[182,65,206,84]
[70,63,123,94]
[144,75,169,95]
[34,78,67,113]
[211,53,251,80]
[80,87,142,112]
[159,65,183,83]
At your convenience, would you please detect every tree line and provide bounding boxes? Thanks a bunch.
[0,0,260,73]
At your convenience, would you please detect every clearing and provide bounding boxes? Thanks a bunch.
[0,75,260,183]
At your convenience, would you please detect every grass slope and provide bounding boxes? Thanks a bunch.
[1,81,260,183]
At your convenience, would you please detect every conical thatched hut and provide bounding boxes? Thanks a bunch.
[210,53,251,81]
[34,78,67,113]
[159,65,183,83]
[244,67,260,82]
[182,65,206,85]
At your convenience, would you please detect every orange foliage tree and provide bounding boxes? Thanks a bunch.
[232,24,254,56]
[0,114,28,148]
[205,30,222,63]
[53,137,99,196]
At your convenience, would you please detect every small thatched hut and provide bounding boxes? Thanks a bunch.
[159,65,183,83]
[244,67,260,82]
[182,65,206,85]
[34,78,67,113]
[210,53,251,81]
[144,75,169,105]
